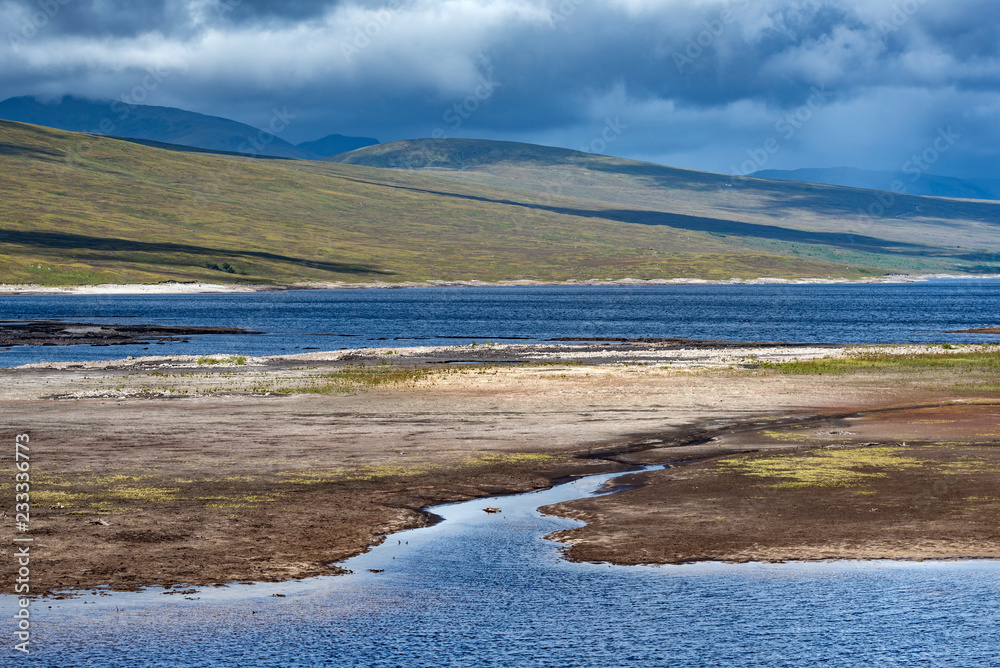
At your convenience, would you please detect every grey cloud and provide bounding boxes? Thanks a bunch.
[3,0,175,38]
[216,0,343,23]
[0,0,996,178]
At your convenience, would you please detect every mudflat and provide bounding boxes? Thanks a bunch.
[545,403,1000,564]
[0,320,260,347]
[1,342,998,594]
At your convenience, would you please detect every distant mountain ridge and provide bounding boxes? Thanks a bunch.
[0,95,314,159]
[0,95,380,161]
[298,133,378,157]
[328,138,585,168]
[752,167,1000,201]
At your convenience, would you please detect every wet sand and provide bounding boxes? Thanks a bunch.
[1,342,998,594]
[545,403,1000,564]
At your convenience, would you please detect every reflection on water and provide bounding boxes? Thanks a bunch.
[3,280,1000,366]
[4,467,999,666]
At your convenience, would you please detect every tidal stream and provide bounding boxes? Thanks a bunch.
[4,464,999,666]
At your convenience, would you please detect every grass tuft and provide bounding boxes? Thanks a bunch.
[716,446,926,488]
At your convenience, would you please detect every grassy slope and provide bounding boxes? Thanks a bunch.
[332,139,1000,272]
[2,122,998,285]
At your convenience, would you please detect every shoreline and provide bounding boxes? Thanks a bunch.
[3,273,1000,295]
[2,343,999,593]
[544,400,1000,567]
[12,340,988,372]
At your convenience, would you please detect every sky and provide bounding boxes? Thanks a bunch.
[1,0,998,178]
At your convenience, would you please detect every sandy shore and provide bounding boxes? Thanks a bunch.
[1,342,999,594]
[2,273,999,295]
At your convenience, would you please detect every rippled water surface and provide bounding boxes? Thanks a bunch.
[4,468,999,667]
[3,280,1000,366]
[4,282,1000,665]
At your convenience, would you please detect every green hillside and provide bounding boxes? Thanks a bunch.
[331,139,1000,260]
[2,122,998,286]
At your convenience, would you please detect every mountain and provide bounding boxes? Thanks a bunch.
[329,138,585,168]
[3,122,1000,286]
[0,95,313,159]
[329,140,1000,244]
[752,167,1000,201]
[297,133,378,158]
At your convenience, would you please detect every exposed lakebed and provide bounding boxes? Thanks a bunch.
[4,465,1000,666]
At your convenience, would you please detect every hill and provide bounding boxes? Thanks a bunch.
[298,134,378,158]
[330,139,1000,264]
[2,122,1000,286]
[0,95,313,160]
[329,138,585,169]
[752,167,1000,201]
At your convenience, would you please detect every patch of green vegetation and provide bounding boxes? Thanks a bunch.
[25,477,181,513]
[78,473,156,486]
[716,446,926,488]
[30,490,91,507]
[759,429,812,442]
[954,382,1000,392]
[939,459,1000,475]
[197,355,247,366]
[465,453,560,466]
[202,493,281,508]
[292,365,433,393]
[764,349,1000,375]
[4,122,999,285]
[109,485,180,503]
[276,463,430,485]
[271,451,558,486]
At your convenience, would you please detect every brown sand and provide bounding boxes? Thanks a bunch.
[544,403,1000,564]
[1,342,998,594]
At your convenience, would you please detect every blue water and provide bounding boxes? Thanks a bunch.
[2,280,1000,366]
[4,281,1000,666]
[4,467,999,666]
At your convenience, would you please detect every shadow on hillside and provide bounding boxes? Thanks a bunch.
[583,208,932,254]
[108,136,297,161]
[577,162,1000,222]
[358,181,942,256]
[0,229,390,275]
[0,142,63,159]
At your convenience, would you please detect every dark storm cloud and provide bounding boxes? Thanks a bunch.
[2,0,174,38]
[216,0,343,23]
[1,0,997,176]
